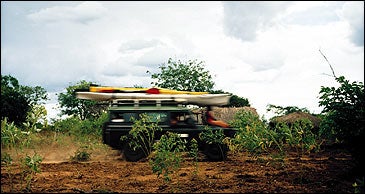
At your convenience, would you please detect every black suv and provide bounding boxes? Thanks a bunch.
[102,99,236,161]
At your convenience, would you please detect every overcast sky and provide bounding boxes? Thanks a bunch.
[1,1,364,120]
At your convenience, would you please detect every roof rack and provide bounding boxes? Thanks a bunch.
[111,99,187,107]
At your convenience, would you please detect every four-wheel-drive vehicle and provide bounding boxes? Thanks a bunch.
[102,99,237,162]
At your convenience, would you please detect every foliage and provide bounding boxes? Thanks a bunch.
[318,75,364,171]
[49,116,80,134]
[318,76,364,140]
[230,109,265,130]
[228,94,251,107]
[20,85,48,106]
[23,105,48,132]
[1,75,48,126]
[71,145,92,162]
[211,89,250,107]
[230,110,269,154]
[272,119,321,155]
[188,138,199,176]
[199,126,226,145]
[121,113,162,158]
[199,126,230,160]
[1,75,30,125]
[353,177,364,194]
[58,80,107,120]
[21,152,43,191]
[229,108,321,156]
[229,110,278,155]
[150,132,186,182]
[267,104,310,117]
[317,113,337,140]
[49,111,108,139]
[148,58,215,92]
[1,152,12,166]
[23,152,43,173]
[1,118,31,149]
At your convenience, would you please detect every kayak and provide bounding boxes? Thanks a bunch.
[75,91,230,106]
[89,86,209,95]
[89,86,147,93]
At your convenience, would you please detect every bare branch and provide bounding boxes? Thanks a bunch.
[321,73,335,78]
[319,49,337,78]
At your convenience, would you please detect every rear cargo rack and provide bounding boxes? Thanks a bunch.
[110,99,187,107]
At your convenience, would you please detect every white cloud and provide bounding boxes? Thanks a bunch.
[283,1,343,25]
[102,39,183,79]
[119,39,163,52]
[223,1,291,41]
[27,1,106,24]
[338,1,364,46]
[2,1,363,121]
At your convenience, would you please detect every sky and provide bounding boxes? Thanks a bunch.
[1,1,364,121]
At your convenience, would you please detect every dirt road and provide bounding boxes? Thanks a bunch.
[1,143,357,193]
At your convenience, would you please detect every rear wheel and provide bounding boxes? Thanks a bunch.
[123,143,147,162]
[203,143,228,161]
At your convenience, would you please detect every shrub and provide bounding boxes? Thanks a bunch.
[1,118,31,149]
[199,126,230,160]
[273,119,321,155]
[71,145,91,162]
[318,75,364,173]
[229,110,276,155]
[188,138,199,176]
[21,152,43,191]
[150,132,186,182]
[49,112,107,142]
[121,113,162,160]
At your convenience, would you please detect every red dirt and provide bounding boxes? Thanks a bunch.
[1,143,358,193]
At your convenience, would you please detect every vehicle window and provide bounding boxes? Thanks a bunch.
[110,112,137,123]
[144,112,168,123]
[170,112,196,127]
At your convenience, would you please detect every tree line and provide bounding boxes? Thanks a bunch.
[1,57,364,174]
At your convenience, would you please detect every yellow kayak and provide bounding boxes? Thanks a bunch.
[89,86,209,95]
[76,92,230,106]
[89,86,148,93]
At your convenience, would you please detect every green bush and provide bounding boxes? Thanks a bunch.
[49,112,107,140]
[318,75,364,173]
[229,110,276,155]
[22,152,43,191]
[199,126,226,145]
[121,113,162,159]
[1,118,31,149]
[273,119,320,155]
[150,132,186,182]
[71,145,91,162]
[189,138,199,176]
[199,126,230,160]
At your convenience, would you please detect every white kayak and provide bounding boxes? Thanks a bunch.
[75,91,231,106]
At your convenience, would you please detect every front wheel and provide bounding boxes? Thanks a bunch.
[203,143,228,161]
[123,143,147,162]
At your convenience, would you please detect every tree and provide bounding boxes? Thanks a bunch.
[1,75,48,126]
[58,80,107,120]
[266,104,310,117]
[20,85,48,106]
[211,90,250,107]
[148,58,215,92]
[318,75,364,174]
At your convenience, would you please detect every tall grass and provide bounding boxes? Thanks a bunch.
[229,109,322,156]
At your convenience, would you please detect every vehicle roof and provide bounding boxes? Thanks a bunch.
[108,105,191,111]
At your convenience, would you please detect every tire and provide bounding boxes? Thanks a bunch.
[203,143,228,161]
[123,143,147,162]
